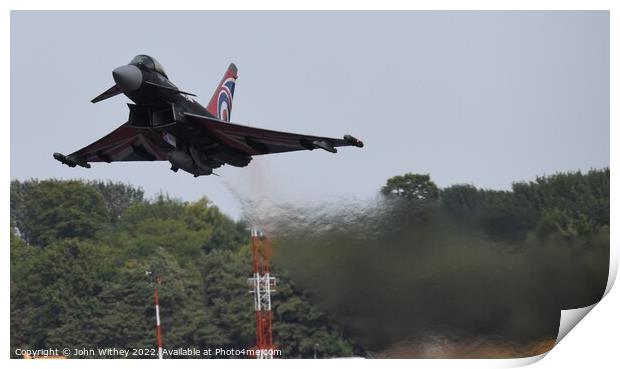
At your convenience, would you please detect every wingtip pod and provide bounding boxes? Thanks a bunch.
[344,135,364,148]
[53,152,91,168]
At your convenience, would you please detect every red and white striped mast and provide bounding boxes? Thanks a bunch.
[248,228,276,359]
[147,272,164,359]
[154,276,164,359]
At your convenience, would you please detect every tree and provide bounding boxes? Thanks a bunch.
[11,170,608,358]
[10,179,355,358]
[10,180,109,246]
[440,184,482,213]
[88,180,145,223]
[381,173,439,201]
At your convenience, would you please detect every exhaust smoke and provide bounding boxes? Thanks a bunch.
[232,193,608,357]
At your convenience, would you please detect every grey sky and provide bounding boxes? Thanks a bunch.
[11,11,609,219]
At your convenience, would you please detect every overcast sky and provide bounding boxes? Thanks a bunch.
[11,11,609,219]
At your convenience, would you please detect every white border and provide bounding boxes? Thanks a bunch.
[3,1,617,368]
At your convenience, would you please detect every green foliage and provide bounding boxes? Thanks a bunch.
[439,184,482,213]
[439,169,610,240]
[10,179,352,358]
[273,282,354,358]
[513,169,610,237]
[10,170,608,358]
[381,173,439,201]
[121,193,186,224]
[183,198,248,251]
[10,180,109,246]
[88,180,145,223]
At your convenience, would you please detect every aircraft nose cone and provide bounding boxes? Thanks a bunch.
[112,65,142,92]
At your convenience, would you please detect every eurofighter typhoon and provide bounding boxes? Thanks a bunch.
[54,55,364,177]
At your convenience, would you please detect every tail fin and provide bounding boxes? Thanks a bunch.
[206,63,238,122]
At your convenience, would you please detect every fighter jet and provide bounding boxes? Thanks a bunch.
[53,55,364,177]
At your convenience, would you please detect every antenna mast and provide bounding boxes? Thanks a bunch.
[248,229,276,358]
[147,271,164,359]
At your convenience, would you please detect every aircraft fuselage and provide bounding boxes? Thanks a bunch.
[112,62,250,176]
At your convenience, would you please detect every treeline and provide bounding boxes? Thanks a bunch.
[383,169,610,241]
[10,180,355,358]
[10,168,609,358]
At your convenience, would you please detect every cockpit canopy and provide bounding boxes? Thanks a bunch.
[129,55,168,78]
